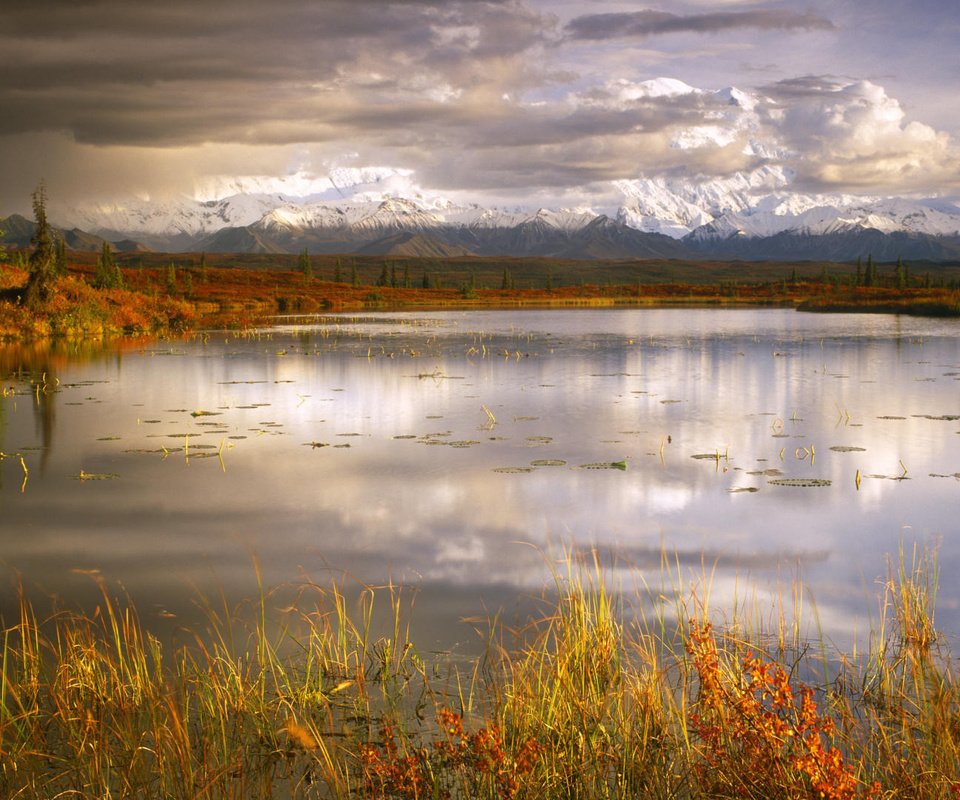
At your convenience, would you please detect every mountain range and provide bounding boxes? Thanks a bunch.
[4,164,960,262]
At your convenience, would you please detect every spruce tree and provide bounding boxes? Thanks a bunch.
[54,236,67,277]
[298,248,312,280]
[23,183,57,309]
[93,240,123,289]
[894,256,906,290]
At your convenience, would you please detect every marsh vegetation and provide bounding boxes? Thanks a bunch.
[2,550,958,799]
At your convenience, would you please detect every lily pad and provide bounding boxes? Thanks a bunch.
[531,459,567,467]
[73,471,120,481]
[729,487,759,493]
[768,478,832,487]
[829,446,866,452]
[190,410,221,417]
[493,466,534,474]
[579,461,628,471]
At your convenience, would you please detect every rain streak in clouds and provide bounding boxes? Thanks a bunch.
[0,0,958,213]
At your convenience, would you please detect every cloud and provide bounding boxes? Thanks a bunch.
[564,9,835,41]
[0,0,552,147]
[0,0,956,212]
[763,77,959,192]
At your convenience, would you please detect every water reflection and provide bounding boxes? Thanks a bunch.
[1,310,958,651]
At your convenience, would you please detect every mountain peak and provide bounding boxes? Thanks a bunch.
[37,166,960,262]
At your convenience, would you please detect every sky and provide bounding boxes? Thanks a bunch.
[1,0,958,216]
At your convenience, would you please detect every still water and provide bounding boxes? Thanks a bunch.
[1,308,958,651]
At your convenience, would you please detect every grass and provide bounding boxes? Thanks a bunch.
[1,548,958,799]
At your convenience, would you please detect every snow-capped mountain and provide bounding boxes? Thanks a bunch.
[43,160,960,261]
[27,75,960,261]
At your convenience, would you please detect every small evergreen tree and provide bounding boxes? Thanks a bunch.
[298,248,312,280]
[894,256,906,290]
[377,262,389,287]
[855,256,862,287]
[53,236,67,277]
[390,264,398,289]
[460,271,477,299]
[166,263,178,294]
[501,268,514,290]
[199,252,208,283]
[863,254,876,287]
[24,183,57,309]
[402,265,410,289]
[334,258,342,283]
[93,240,123,289]
[422,270,431,289]
[351,263,359,287]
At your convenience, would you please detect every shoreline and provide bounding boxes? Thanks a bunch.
[2,257,959,340]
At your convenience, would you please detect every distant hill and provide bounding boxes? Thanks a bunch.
[1,213,151,253]
[685,229,960,262]
[196,226,288,255]
[356,231,474,258]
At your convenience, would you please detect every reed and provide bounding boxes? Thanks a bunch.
[1,547,957,798]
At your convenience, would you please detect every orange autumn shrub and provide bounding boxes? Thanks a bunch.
[687,621,880,800]
[358,708,542,800]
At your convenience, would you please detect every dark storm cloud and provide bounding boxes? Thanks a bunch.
[564,9,834,41]
[0,0,549,146]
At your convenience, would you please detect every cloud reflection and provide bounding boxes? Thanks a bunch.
[1,310,959,648]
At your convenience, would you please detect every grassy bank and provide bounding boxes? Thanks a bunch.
[3,255,960,339]
[0,264,195,339]
[2,551,957,799]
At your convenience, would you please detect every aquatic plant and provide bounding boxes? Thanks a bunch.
[0,549,958,798]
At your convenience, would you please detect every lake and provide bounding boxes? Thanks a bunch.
[1,308,958,653]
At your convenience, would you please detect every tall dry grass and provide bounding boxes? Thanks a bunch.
[1,549,958,798]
